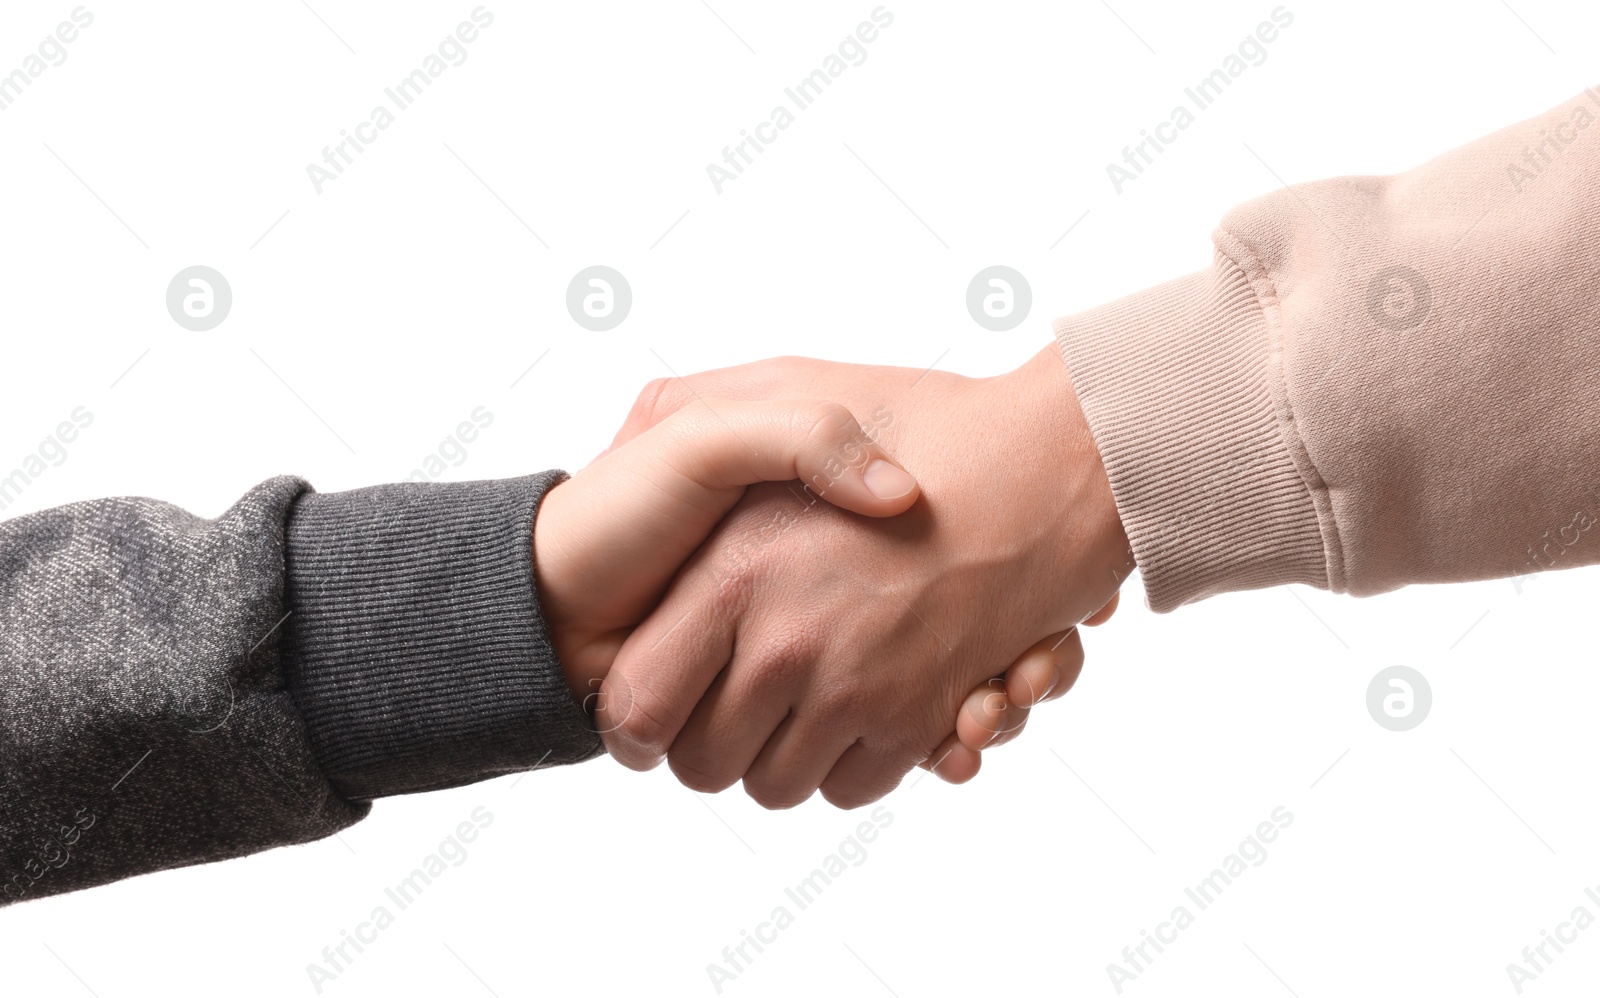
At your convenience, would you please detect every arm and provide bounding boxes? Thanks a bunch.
[1058,87,1600,610]
[0,473,589,906]
[605,85,1600,790]
[0,399,923,905]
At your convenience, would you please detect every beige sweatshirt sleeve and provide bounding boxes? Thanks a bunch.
[1056,87,1600,612]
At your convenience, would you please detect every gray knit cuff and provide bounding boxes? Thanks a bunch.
[281,472,601,801]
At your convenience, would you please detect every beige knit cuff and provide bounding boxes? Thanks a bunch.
[1053,245,1332,612]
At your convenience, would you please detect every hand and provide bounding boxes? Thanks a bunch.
[596,345,1132,808]
[950,594,1119,757]
[533,398,922,705]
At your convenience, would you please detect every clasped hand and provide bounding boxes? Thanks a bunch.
[532,346,1129,808]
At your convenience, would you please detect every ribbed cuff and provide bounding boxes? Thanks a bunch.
[1054,243,1331,612]
[281,472,601,801]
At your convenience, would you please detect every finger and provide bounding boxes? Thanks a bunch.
[955,676,1036,752]
[954,678,1012,752]
[818,740,917,809]
[981,707,1032,750]
[611,362,788,451]
[914,734,982,785]
[952,627,1086,752]
[610,378,678,454]
[1006,628,1085,708]
[741,714,858,810]
[1083,591,1120,627]
[666,665,794,795]
[597,578,734,771]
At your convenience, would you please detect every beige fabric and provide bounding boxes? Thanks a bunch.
[1057,88,1600,612]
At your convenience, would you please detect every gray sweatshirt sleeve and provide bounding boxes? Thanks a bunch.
[0,472,601,906]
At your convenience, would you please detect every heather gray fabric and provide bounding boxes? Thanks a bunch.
[0,472,600,906]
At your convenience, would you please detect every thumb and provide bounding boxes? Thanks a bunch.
[655,397,918,516]
[583,397,919,527]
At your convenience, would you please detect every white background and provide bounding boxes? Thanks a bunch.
[2,1,1598,995]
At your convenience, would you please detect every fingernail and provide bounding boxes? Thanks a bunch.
[862,458,916,500]
[1039,666,1062,702]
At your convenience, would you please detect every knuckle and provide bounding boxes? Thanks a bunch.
[765,355,818,381]
[611,694,675,759]
[799,399,858,440]
[668,753,738,795]
[796,401,868,483]
[750,633,816,690]
[708,574,744,615]
[819,783,881,810]
[813,679,869,723]
[744,778,812,811]
[703,558,756,615]
[628,377,677,427]
[821,750,909,810]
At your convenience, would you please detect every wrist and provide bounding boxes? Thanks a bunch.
[530,479,609,706]
[990,346,1132,619]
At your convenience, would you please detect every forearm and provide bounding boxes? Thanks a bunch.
[0,473,598,906]
[1056,87,1600,610]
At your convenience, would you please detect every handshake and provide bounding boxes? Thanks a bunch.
[532,346,1132,809]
